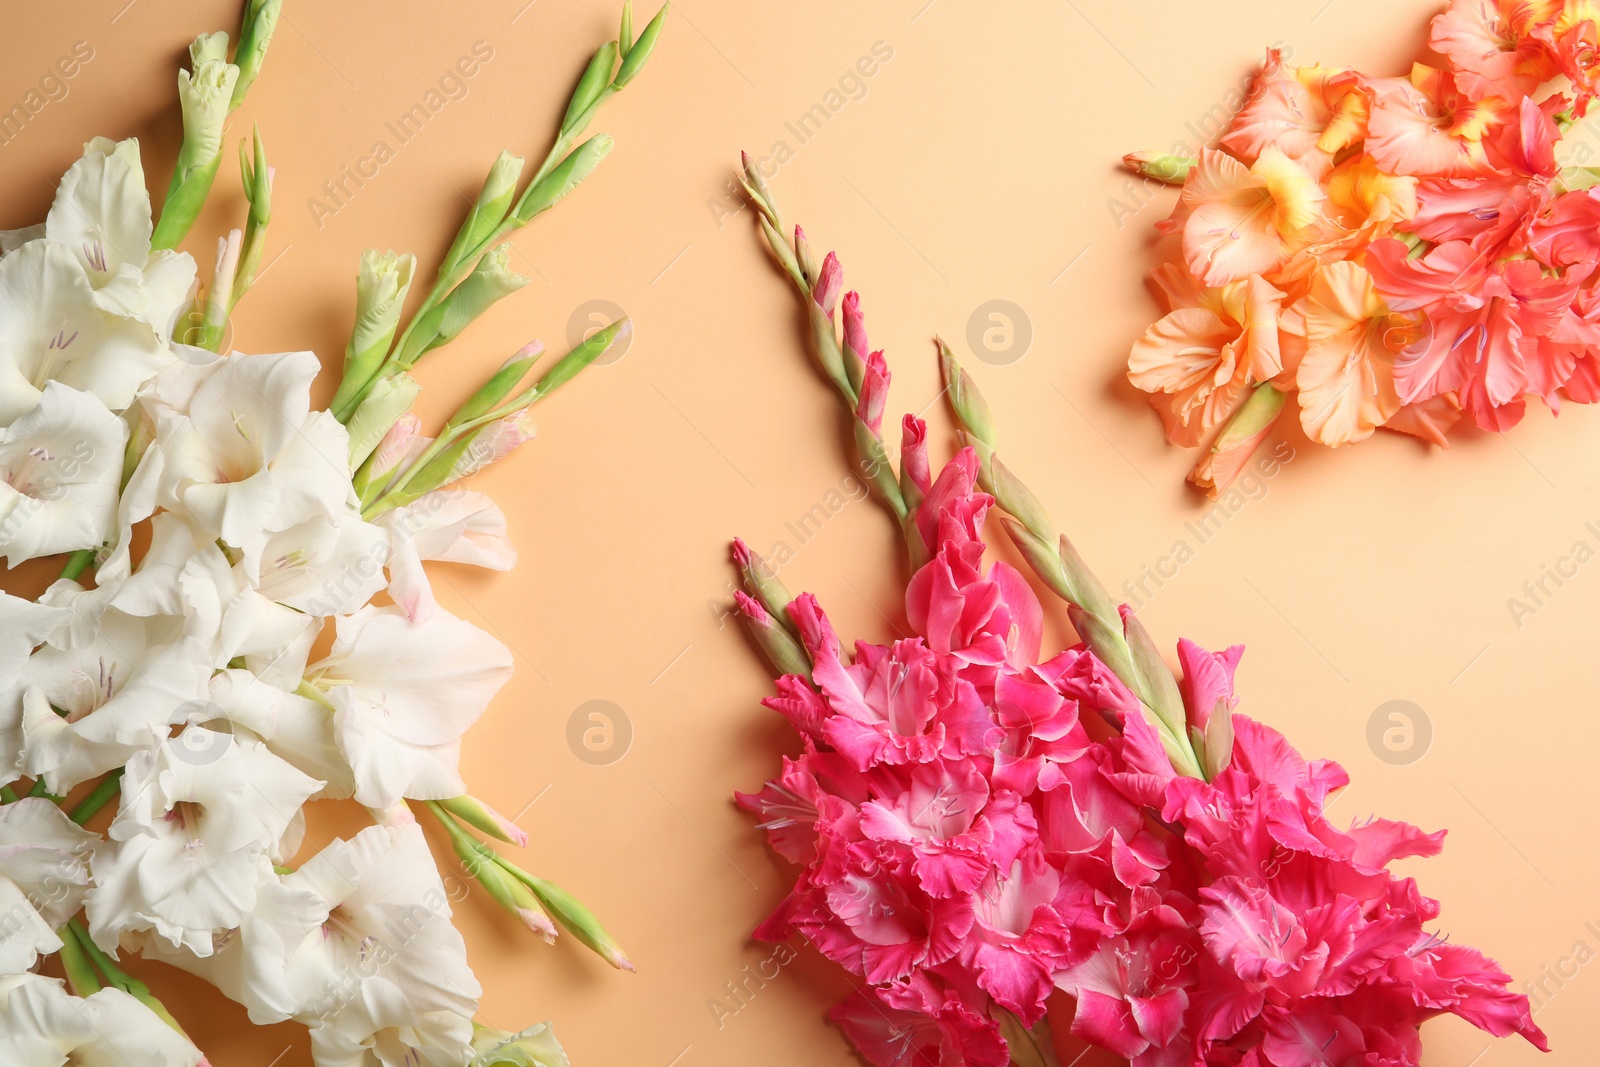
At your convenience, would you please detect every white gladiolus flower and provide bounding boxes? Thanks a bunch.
[0,382,128,565]
[0,799,96,975]
[293,824,480,1064]
[109,511,318,686]
[379,489,514,620]
[306,604,512,810]
[241,510,390,616]
[0,594,68,781]
[142,824,480,1047]
[0,240,171,426]
[45,137,198,333]
[0,973,203,1066]
[87,727,321,957]
[154,350,351,546]
[207,668,355,799]
[10,601,209,792]
[0,224,44,253]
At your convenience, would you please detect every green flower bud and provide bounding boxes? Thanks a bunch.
[449,343,542,428]
[151,45,237,249]
[1122,151,1196,185]
[613,3,668,88]
[175,51,238,181]
[434,806,557,940]
[514,135,613,223]
[501,863,634,971]
[231,0,282,110]
[332,250,416,415]
[190,31,229,66]
[421,245,530,357]
[938,340,996,451]
[439,794,529,847]
[345,373,419,469]
[232,126,273,307]
[561,42,617,138]
[443,150,525,277]
[470,1022,569,1067]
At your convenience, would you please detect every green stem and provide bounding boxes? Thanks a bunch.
[0,786,17,804]
[55,924,101,996]
[59,549,94,582]
[69,770,124,825]
[66,919,192,1039]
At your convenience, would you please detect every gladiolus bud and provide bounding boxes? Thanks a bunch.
[855,350,890,436]
[355,412,423,501]
[450,343,543,428]
[735,591,810,677]
[613,3,668,88]
[1190,383,1286,498]
[503,865,634,971]
[731,537,795,624]
[231,126,273,308]
[793,225,818,285]
[562,43,618,138]
[842,290,869,362]
[899,414,930,505]
[333,250,417,417]
[411,246,530,361]
[1122,151,1196,184]
[469,1022,568,1067]
[230,0,282,110]
[445,823,557,941]
[407,409,536,496]
[442,151,525,278]
[514,135,614,224]
[200,230,242,352]
[937,340,997,452]
[151,40,239,249]
[439,794,529,848]
[812,251,842,320]
[177,38,236,170]
[346,373,420,468]
[528,319,628,401]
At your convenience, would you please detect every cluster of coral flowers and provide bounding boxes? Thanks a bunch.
[0,3,664,1065]
[733,158,1547,1066]
[1125,0,1600,493]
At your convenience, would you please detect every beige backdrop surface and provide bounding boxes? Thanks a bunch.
[0,1,1591,1065]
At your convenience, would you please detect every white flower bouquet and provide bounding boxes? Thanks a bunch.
[0,1,667,1063]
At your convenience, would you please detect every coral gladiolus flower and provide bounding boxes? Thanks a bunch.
[1164,147,1327,286]
[1292,260,1409,445]
[1128,267,1286,445]
[1366,64,1508,177]
[1429,0,1562,101]
[1223,50,1370,166]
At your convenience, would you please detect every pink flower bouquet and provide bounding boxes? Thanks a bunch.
[730,157,1547,1066]
[1123,1,1600,494]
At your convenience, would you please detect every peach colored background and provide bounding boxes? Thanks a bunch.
[1,1,1593,1065]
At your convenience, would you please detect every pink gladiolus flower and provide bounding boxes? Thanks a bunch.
[738,183,1544,1067]
[737,452,1545,1066]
